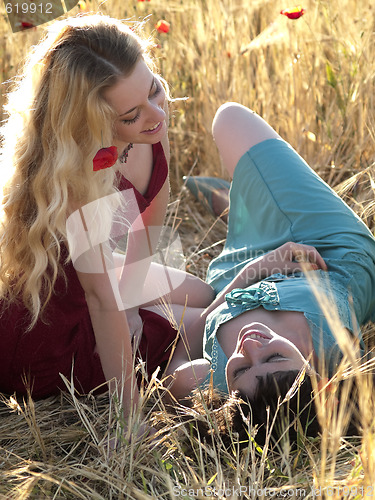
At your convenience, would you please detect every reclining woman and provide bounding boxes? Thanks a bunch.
[165,103,375,439]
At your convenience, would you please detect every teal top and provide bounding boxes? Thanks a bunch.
[203,265,368,393]
[202,138,375,393]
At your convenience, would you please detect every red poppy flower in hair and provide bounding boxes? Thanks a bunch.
[93,146,118,171]
[280,6,306,19]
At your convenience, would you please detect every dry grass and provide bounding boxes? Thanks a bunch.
[0,0,375,497]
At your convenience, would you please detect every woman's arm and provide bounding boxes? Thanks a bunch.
[118,148,214,311]
[201,242,327,319]
[76,247,140,419]
[164,359,211,402]
[117,176,170,309]
[163,309,210,401]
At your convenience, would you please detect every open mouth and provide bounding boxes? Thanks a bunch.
[143,122,162,133]
[238,330,270,353]
[244,332,269,340]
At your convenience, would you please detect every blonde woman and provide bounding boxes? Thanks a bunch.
[0,14,213,420]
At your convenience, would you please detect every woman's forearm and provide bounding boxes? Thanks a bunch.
[78,266,140,417]
[118,178,169,309]
[201,242,328,321]
[87,304,140,415]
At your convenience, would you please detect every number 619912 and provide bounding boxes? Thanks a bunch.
[5,3,53,14]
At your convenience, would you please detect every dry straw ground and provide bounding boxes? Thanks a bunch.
[0,0,375,498]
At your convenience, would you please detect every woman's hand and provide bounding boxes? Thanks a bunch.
[126,307,143,344]
[258,242,328,278]
[201,242,328,324]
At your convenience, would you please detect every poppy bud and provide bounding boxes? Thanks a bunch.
[156,20,170,34]
[21,22,35,30]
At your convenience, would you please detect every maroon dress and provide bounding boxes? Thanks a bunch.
[0,142,178,399]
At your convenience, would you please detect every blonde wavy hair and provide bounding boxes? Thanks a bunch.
[0,14,156,327]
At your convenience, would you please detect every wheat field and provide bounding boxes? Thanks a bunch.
[0,0,375,498]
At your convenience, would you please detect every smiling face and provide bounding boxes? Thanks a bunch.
[103,58,167,152]
[225,322,309,397]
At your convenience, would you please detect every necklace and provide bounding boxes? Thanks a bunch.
[119,143,134,163]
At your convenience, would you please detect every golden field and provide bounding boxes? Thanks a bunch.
[0,0,375,498]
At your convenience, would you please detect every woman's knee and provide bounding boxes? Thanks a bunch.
[212,103,280,176]
[212,102,254,142]
[213,102,279,144]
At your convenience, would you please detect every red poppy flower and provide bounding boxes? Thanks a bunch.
[93,146,118,171]
[156,20,170,34]
[280,6,306,19]
[21,22,35,30]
